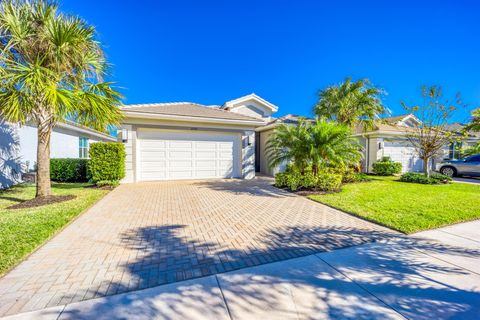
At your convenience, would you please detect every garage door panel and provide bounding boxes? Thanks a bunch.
[196,141,217,149]
[169,141,194,149]
[138,130,239,181]
[170,160,193,168]
[196,151,214,159]
[141,171,166,181]
[141,151,166,160]
[218,142,233,150]
[384,141,423,172]
[169,151,193,159]
[195,170,218,178]
[141,140,166,149]
[219,151,233,159]
[196,160,215,168]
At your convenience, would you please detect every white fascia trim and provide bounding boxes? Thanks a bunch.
[398,114,423,126]
[223,93,278,112]
[124,111,266,127]
[56,122,116,141]
[255,123,281,132]
[360,130,411,138]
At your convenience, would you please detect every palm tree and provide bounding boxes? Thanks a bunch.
[314,77,386,130]
[266,119,362,175]
[0,0,123,197]
[265,119,311,173]
[466,108,480,132]
[307,119,362,174]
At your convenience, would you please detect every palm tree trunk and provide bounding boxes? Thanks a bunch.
[36,117,53,197]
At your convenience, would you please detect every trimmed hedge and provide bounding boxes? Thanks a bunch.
[274,170,342,192]
[88,142,126,184]
[399,172,452,185]
[372,158,402,176]
[50,158,88,182]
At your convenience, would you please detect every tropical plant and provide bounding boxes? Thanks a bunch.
[266,119,362,175]
[314,77,386,130]
[466,108,480,132]
[401,85,464,177]
[265,119,311,173]
[0,0,123,197]
[307,119,362,174]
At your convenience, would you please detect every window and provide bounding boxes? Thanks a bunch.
[466,155,480,162]
[79,137,89,158]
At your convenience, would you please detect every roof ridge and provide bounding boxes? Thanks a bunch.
[123,102,202,108]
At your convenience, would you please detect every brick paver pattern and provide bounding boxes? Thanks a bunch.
[0,177,396,316]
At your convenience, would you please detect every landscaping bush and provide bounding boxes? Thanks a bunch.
[344,172,372,183]
[315,172,343,191]
[274,169,342,192]
[88,142,126,184]
[399,172,452,185]
[274,172,289,188]
[50,158,88,182]
[372,158,402,176]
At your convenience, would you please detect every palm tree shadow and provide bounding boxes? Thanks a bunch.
[58,224,480,319]
[0,121,23,189]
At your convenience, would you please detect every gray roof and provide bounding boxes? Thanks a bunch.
[382,114,410,124]
[266,114,314,125]
[123,102,263,122]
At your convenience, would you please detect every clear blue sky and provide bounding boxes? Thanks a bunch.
[62,0,479,122]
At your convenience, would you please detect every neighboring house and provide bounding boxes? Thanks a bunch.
[119,94,280,183]
[356,114,480,173]
[0,119,116,188]
[443,123,480,159]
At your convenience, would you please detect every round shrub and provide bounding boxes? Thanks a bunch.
[315,172,343,191]
[88,142,126,184]
[372,160,402,176]
[50,158,88,182]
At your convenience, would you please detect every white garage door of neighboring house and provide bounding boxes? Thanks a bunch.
[383,141,423,172]
[137,129,241,181]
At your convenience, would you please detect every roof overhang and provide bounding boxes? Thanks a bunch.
[55,121,116,141]
[123,111,266,127]
[223,93,278,113]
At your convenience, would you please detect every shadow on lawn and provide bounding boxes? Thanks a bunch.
[57,224,480,320]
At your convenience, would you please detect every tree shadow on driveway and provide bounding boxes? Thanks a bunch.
[58,224,480,319]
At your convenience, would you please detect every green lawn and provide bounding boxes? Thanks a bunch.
[308,176,480,234]
[0,183,109,276]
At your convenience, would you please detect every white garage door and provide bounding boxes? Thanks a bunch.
[383,141,423,172]
[138,130,241,181]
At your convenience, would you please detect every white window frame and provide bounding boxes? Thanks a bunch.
[79,137,89,158]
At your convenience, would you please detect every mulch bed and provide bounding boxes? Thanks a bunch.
[7,195,76,210]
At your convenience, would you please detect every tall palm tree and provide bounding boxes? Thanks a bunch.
[266,119,362,175]
[314,77,386,130]
[0,0,123,197]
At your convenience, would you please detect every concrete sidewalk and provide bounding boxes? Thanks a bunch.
[4,220,479,320]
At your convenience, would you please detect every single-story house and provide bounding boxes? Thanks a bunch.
[0,119,116,188]
[119,94,281,183]
[356,114,480,173]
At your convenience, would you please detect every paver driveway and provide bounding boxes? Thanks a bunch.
[0,177,395,317]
